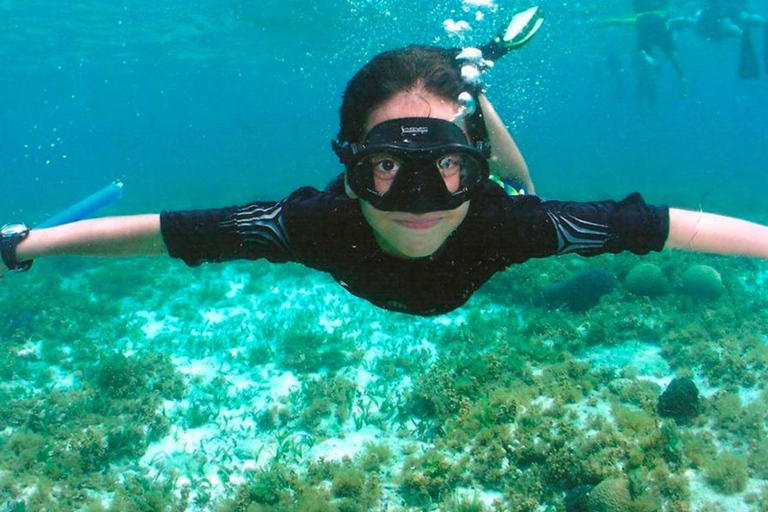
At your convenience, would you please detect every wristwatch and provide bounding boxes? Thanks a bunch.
[0,223,33,272]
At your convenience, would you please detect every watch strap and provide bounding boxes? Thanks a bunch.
[1,230,33,272]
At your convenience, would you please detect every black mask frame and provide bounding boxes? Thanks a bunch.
[332,117,490,213]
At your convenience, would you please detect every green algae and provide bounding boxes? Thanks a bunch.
[294,375,357,431]
[0,263,187,509]
[399,449,459,506]
[706,452,749,494]
[214,459,381,512]
[438,495,488,512]
[275,316,352,374]
[357,442,393,472]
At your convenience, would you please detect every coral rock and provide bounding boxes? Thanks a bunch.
[681,265,724,300]
[657,377,700,421]
[624,263,669,297]
[545,269,618,312]
[565,484,593,512]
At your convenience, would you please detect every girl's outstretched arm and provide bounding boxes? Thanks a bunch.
[666,208,768,257]
[1,215,166,277]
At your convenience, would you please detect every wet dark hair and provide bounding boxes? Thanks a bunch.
[337,45,487,144]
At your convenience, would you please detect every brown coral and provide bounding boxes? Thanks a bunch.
[586,477,631,512]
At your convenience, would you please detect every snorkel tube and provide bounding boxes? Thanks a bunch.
[482,6,544,61]
[36,180,124,229]
[454,6,544,90]
[453,7,544,196]
[453,6,544,122]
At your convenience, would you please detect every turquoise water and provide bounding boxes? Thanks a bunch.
[2,1,768,511]
[2,0,766,218]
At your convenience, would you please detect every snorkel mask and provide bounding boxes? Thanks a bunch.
[332,117,490,214]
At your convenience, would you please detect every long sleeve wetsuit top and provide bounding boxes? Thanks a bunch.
[160,182,669,316]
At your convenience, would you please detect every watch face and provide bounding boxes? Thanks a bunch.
[1,223,29,237]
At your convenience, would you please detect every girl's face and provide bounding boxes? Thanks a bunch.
[359,88,470,259]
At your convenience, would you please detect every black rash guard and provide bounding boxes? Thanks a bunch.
[160,182,669,316]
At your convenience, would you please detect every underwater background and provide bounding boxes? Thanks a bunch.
[2,0,768,511]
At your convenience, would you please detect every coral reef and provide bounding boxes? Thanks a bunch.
[1,249,767,511]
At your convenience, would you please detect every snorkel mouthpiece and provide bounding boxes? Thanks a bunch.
[337,117,490,214]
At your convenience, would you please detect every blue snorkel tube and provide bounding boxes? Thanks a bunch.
[36,180,124,229]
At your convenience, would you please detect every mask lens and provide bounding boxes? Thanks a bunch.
[437,153,477,193]
[352,150,484,198]
[438,152,485,193]
[350,154,401,195]
[368,153,403,194]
